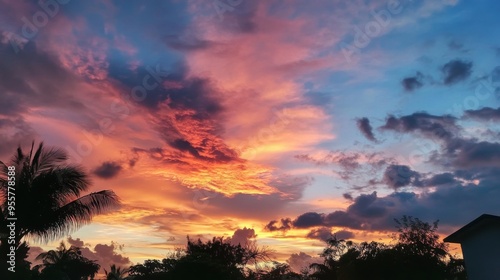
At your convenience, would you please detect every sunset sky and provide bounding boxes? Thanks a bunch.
[1,0,500,273]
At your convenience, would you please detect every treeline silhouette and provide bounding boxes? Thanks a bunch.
[0,143,467,279]
[4,216,466,280]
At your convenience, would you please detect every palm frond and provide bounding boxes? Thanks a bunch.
[31,166,90,205]
[36,146,68,174]
[12,146,25,166]
[27,190,120,242]
[31,142,44,175]
[1,141,121,244]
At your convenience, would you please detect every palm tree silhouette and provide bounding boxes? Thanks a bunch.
[105,264,129,280]
[36,241,82,266]
[35,241,100,280]
[0,142,120,244]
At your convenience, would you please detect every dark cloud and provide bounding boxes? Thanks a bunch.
[334,230,355,240]
[346,192,389,218]
[265,191,418,231]
[284,107,500,234]
[463,107,500,121]
[306,227,333,241]
[266,166,500,232]
[441,59,472,85]
[229,227,257,246]
[449,140,500,168]
[324,211,364,229]
[306,227,354,242]
[343,193,354,201]
[68,237,85,248]
[264,218,293,231]
[109,61,223,116]
[293,212,324,228]
[93,161,123,179]
[401,72,424,92]
[382,165,420,189]
[380,112,458,141]
[356,117,377,142]
[379,111,500,170]
[119,61,241,170]
[420,173,457,186]
[169,138,201,158]
[164,77,223,117]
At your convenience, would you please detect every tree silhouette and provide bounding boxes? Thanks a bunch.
[34,241,100,280]
[129,236,272,280]
[105,264,129,280]
[0,142,120,243]
[255,262,303,280]
[0,142,120,278]
[307,216,466,280]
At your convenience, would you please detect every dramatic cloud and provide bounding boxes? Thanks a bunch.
[463,107,500,121]
[306,227,333,241]
[334,230,355,240]
[401,72,424,92]
[441,59,472,85]
[264,218,293,232]
[380,112,459,141]
[419,172,457,186]
[448,140,500,168]
[68,236,85,247]
[346,192,389,219]
[267,164,500,232]
[343,193,354,201]
[93,161,123,179]
[229,227,257,246]
[306,227,354,241]
[293,212,324,228]
[382,164,421,189]
[356,117,377,142]
[379,111,500,170]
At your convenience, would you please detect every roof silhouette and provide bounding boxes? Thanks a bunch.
[444,214,500,243]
